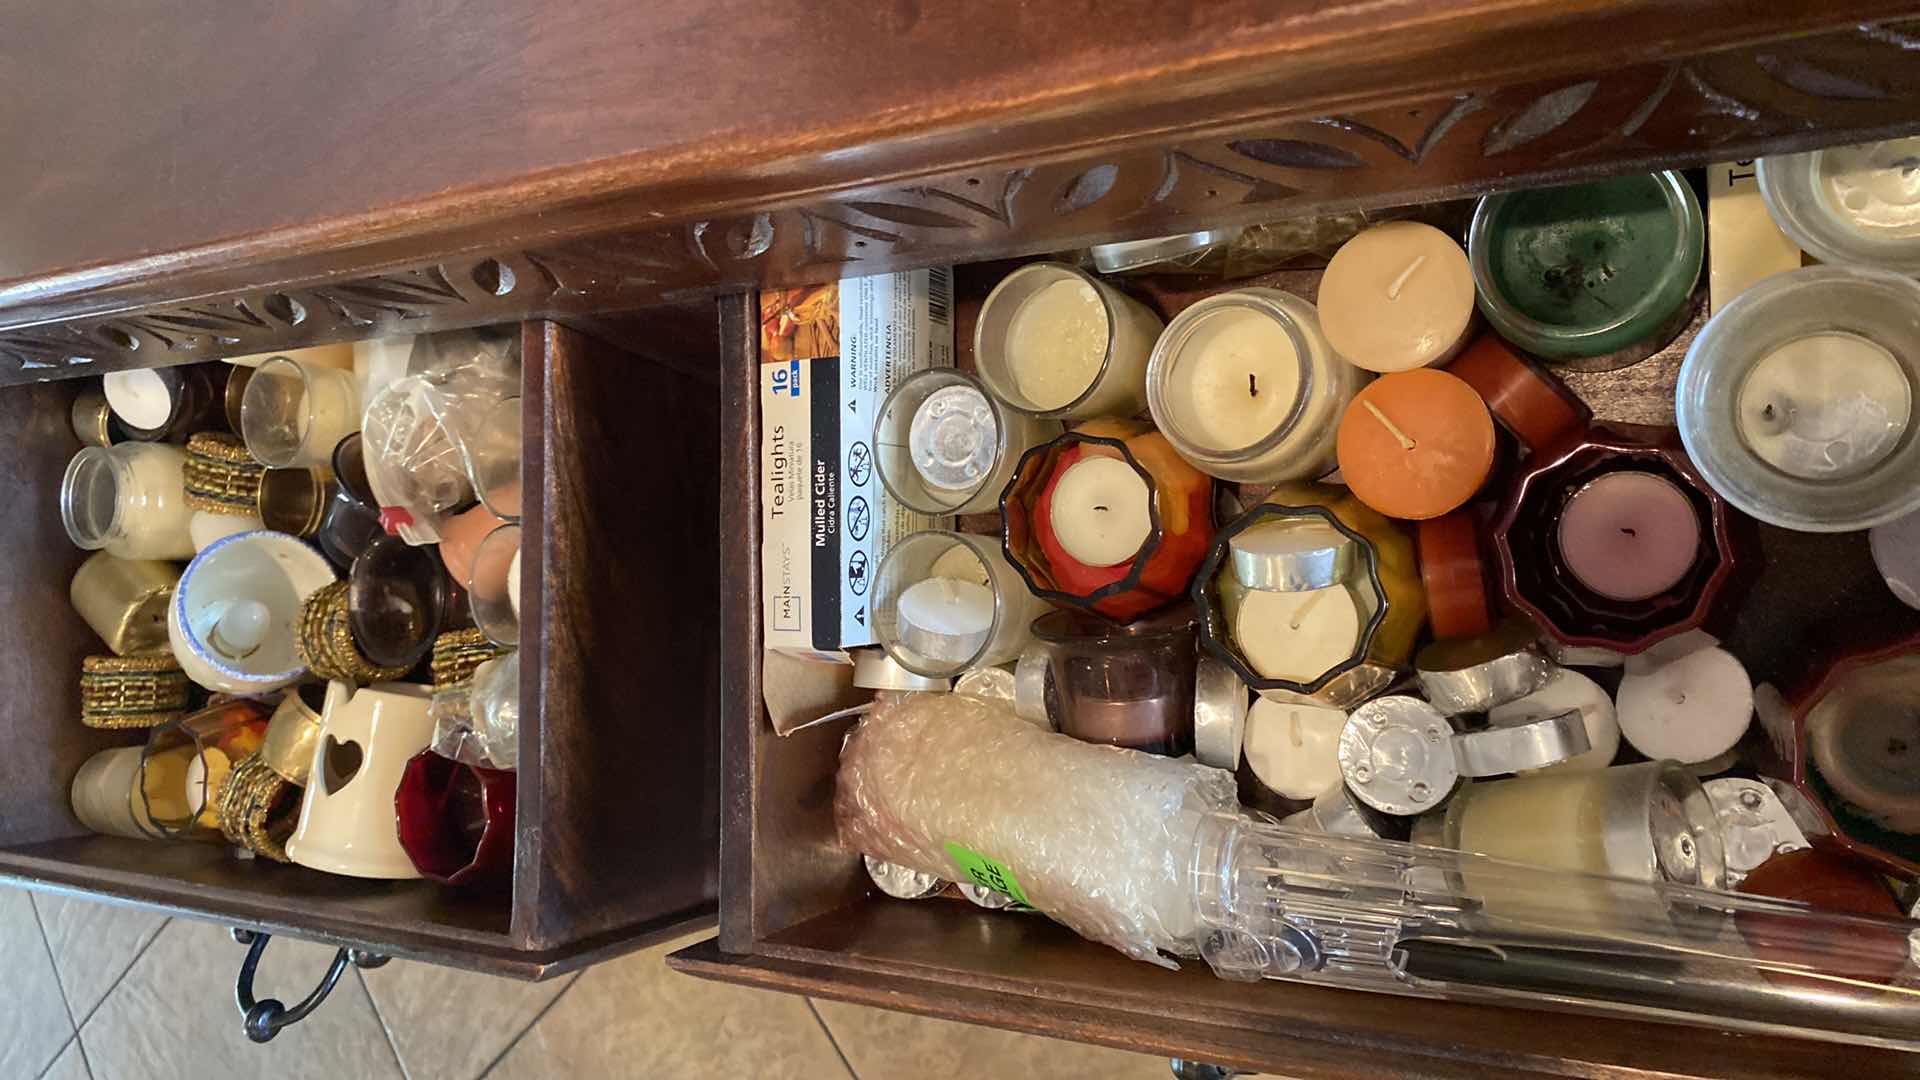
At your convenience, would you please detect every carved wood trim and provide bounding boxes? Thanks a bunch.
[2,20,1917,384]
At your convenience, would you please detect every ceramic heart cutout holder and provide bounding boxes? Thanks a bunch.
[285,679,436,879]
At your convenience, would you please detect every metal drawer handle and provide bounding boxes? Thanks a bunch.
[230,928,389,1043]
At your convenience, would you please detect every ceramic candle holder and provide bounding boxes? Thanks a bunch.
[1028,608,1199,756]
[168,530,338,693]
[395,749,517,888]
[1000,421,1214,623]
[286,680,437,879]
[1193,486,1425,704]
[1491,423,1752,655]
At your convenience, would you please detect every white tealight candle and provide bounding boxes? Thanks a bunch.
[1161,307,1303,451]
[1870,508,1920,610]
[1318,222,1475,373]
[103,369,175,430]
[1488,668,1620,773]
[1007,277,1108,412]
[1615,646,1753,764]
[1048,456,1152,567]
[1233,585,1361,683]
[1736,332,1912,480]
[895,578,996,664]
[507,549,523,619]
[1243,697,1348,800]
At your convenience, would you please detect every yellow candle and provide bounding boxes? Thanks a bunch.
[1318,222,1475,373]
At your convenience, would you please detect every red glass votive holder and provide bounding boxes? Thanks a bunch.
[396,749,517,888]
[1001,420,1214,623]
[1490,423,1751,654]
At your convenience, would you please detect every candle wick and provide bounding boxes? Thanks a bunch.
[1386,254,1427,301]
[1361,400,1417,451]
[1288,589,1328,631]
[1093,505,1109,513]
[1672,691,1687,706]
[1248,372,1259,398]
[1619,527,1637,538]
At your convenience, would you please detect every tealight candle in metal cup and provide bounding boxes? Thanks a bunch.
[875,530,1050,679]
[876,368,1059,515]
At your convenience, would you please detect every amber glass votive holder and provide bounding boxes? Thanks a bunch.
[1000,421,1214,623]
[1030,608,1198,757]
[1490,423,1751,655]
[138,699,273,840]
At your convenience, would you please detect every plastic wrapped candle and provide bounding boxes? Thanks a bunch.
[1615,646,1753,764]
[1555,472,1701,602]
[1335,369,1495,520]
[1318,221,1475,373]
[1735,332,1911,480]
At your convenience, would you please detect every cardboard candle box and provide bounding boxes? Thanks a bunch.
[760,269,954,660]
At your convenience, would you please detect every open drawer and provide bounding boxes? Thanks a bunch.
[674,243,1920,1075]
[0,319,721,979]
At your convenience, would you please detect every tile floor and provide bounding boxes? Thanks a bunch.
[3,886,1188,1080]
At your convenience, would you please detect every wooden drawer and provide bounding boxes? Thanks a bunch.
[673,252,1920,1075]
[0,319,721,979]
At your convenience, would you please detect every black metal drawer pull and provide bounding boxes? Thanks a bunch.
[230,928,389,1043]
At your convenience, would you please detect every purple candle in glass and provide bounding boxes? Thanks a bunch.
[1555,472,1702,602]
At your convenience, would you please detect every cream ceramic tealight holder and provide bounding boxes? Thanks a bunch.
[285,680,436,879]
[168,531,336,694]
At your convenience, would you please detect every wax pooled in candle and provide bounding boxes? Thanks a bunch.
[1736,331,1911,480]
[1615,646,1752,764]
[104,369,174,430]
[1233,585,1361,683]
[1243,698,1347,800]
[1556,472,1701,602]
[1162,307,1302,451]
[1319,221,1474,373]
[1489,668,1620,773]
[896,578,995,663]
[1818,136,1920,241]
[1048,456,1152,567]
[1007,278,1108,412]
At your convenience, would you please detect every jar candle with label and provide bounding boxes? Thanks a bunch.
[876,531,1050,678]
[60,443,197,560]
[1757,136,1920,274]
[877,368,1058,515]
[1146,289,1363,483]
[1317,222,1475,373]
[974,262,1163,419]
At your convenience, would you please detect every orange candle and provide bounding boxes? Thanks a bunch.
[1417,511,1494,640]
[1336,369,1495,520]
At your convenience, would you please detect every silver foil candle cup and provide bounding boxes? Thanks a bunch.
[875,530,1051,679]
[1415,622,1556,716]
[864,856,947,900]
[1339,696,1591,815]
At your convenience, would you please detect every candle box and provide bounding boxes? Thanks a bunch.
[760,269,956,660]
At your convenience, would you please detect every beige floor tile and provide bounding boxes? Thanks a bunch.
[33,892,168,1022]
[489,932,853,1080]
[813,997,1175,1080]
[81,919,403,1080]
[0,889,76,1079]
[42,1038,90,1080]
[360,959,577,1080]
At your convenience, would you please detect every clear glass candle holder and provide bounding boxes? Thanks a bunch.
[875,530,1051,678]
[61,443,197,561]
[1146,288,1363,483]
[241,355,361,468]
[974,262,1163,419]
[876,368,1058,514]
[1677,266,1920,532]
[1757,137,1920,275]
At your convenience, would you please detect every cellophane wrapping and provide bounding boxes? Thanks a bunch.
[835,691,1237,967]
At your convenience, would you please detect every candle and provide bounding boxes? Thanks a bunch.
[1228,519,1353,593]
[507,549,523,619]
[878,368,1057,516]
[1047,456,1153,567]
[1555,472,1701,602]
[1032,609,1197,756]
[208,600,271,661]
[1736,332,1911,480]
[976,262,1162,418]
[1444,335,1588,453]
[1147,289,1361,483]
[896,577,996,663]
[60,443,197,561]
[1319,221,1474,373]
[1808,680,1920,835]
[1010,277,1105,411]
[1488,668,1620,773]
[104,369,176,430]
[1242,697,1346,800]
[1757,137,1920,274]
[69,552,178,657]
[1870,509,1920,610]
[1233,585,1361,683]
[1416,511,1492,640]
[1335,369,1495,520]
[1615,646,1752,763]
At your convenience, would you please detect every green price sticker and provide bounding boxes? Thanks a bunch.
[943,842,1032,907]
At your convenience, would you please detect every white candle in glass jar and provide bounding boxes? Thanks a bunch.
[1615,646,1753,763]
[1243,698,1348,799]
[1737,331,1912,480]
[1489,668,1620,773]
[1318,222,1475,373]
[1007,278,1109,412]
[1234,585,1361,683]
[896,577,996,663]
[1048,456,1152,567]
[1160,307,1303,450]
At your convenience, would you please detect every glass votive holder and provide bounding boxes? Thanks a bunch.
[1029,608,1198,756]
[349,535,450,671]
[876,368,1059,515]
[257,466,335,538]
[974,261,1163,419]
[1491,423,1752,655]
[458,394,523,522]
[69,551,178,656]
[61,443,197,561]
[1195,486,1424,705]
[1145,288,1363,483]
[241,355,361,467]
[1469,170,1703,367]
[874,530,1051,678]
[395,749,517,888]
[103,363,230,442]
[137,699,274,840]
[71,747,161,839]
[466,523,522,647]
[316,433,385,569]
[1757,137,1920,275]
[1676,266,1920,532]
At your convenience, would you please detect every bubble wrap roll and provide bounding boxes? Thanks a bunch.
[836,691,1238,967]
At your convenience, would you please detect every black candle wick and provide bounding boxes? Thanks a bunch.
[1093,505,1109,512]
[1249,373,1259,397]
[1619,527,1637,537]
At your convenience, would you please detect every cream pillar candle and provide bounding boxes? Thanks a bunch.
[896,578,996,664]
[1048,456,1152,567]
[1243,697,1347,800]
[1318,222,1475,373]
[1737,331,1912,480]
[1615,646,1753,763]
[1233,585,1361,683]
[103,370,175,430]
[1489,668,1620,773]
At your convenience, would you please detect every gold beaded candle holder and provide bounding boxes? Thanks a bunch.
[215,752,301,862]
[79,654,192,729]
[432,628,512,689]
[182,432,265,516]
[297,581,411,684]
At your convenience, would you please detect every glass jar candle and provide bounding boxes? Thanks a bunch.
[1030,608,1198,756]
[1146,288,1363,483]
[876,368,1058,514]
[1757,136,1920,275]
[241,355,361,467]
[974,262,1163,419]
[875,530,1051,678]
[1677,266,1920,532]
[1469,171,1703,367]
[61,443,197,560]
